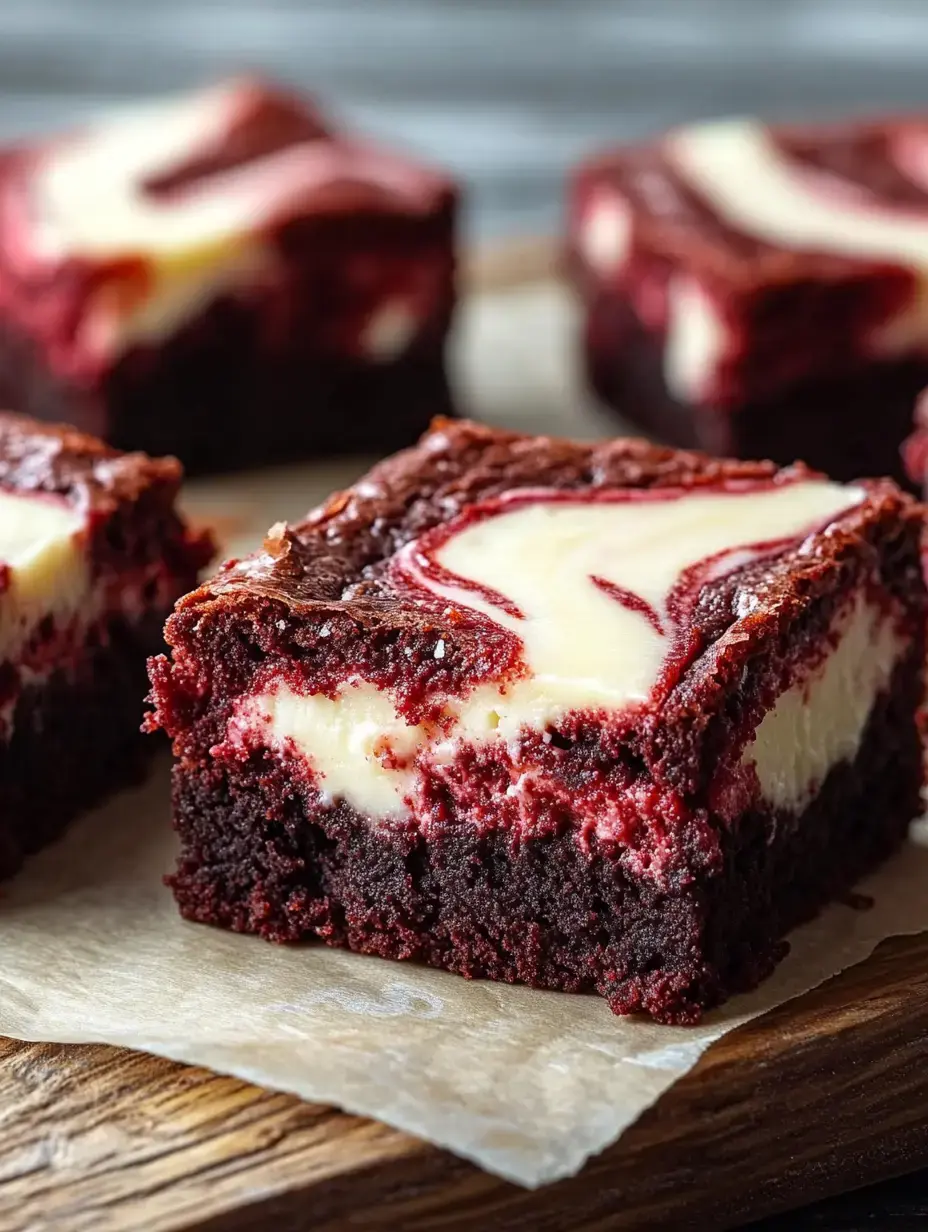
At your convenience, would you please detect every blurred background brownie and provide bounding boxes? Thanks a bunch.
[568,114,928,485]
[0,77,458,472]
[0,412,212,881]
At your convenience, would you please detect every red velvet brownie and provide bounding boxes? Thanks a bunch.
[0,78,457,472]
[568,115,928,486]
[147,420,926,1024]
[0,412,212,880]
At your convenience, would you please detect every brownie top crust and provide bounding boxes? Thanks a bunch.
[195,417,895,610]
[0,410,185,513]
[205,419,786,604]
[13,76,453,266]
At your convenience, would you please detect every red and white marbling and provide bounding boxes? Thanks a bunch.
[220,480,907,822]
[574,116,928,406]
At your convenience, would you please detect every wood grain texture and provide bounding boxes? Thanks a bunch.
[3,932,928,1232]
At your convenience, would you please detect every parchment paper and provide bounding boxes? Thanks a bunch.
[1,282,927,1189]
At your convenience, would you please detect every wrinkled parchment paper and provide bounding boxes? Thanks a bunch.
[1,283,927,1189]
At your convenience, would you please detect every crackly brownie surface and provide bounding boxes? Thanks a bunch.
[0,78,457,470]
[0,411,212,880]
[0,410,191,511]
[569,115,928,483]
[149,420,926,1022]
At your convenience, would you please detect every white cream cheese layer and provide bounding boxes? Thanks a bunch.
[0,490,89,660]
[659,117,928,401]
[743,595,904,809]
[231,481,885,819]
[406,484,862,708]
[250,681,430,817]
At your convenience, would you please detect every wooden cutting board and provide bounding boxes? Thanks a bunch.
[2,933,928,1232]
[4,244,928,1232]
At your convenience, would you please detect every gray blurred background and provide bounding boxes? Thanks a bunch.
[1,0,928,243]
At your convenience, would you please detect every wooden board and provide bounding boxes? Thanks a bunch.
[3,932,928,1231]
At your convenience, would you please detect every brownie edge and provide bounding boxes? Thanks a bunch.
[0,410,214,881]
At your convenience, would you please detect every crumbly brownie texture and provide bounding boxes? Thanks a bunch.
[0,413,212,880]
[148,420,926,1024]
[569,115,928,484]
[0,78,456,472]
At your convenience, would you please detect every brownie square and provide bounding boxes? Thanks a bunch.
[0,412,212,880]
[568,115,928,485]
[0,78,457,473]
[148,420,926,1023]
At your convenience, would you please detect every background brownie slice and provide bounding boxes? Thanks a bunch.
[0,412,212,881]
[0,77,457,472]
[147,420,926,1024]
[568,114,928,486]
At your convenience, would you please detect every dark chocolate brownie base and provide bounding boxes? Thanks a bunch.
[166,650,921,1025]
[0,304,454,476]
[583,294,927,489]
[0,613,169,882]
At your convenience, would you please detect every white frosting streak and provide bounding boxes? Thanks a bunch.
[412,484,862,710]
[33,82,310,260]
[252,681,429,818]
[666,118,928,266]
[362,301,420,361]
[578,192,632,276]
